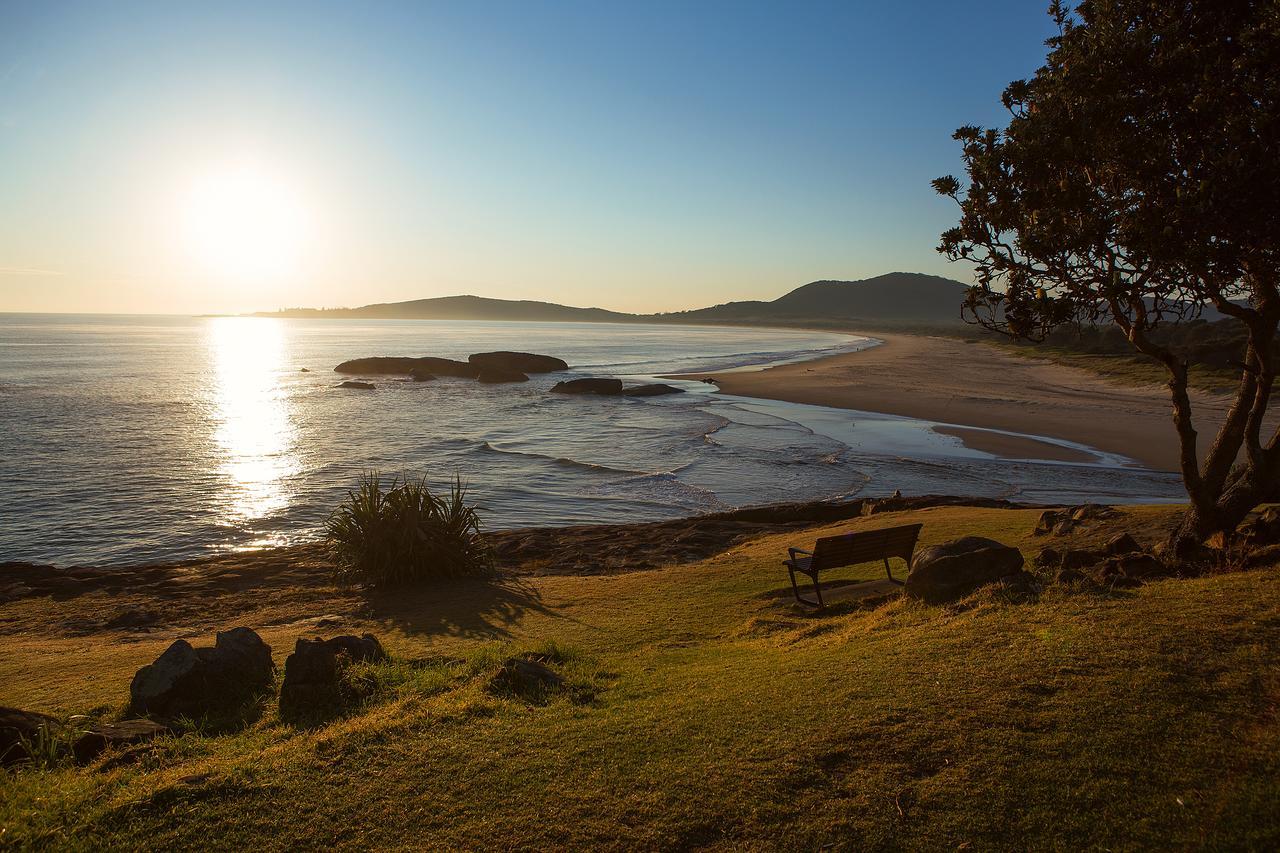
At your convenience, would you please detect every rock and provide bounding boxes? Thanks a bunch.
[468,352,568,374]
[476,367,530,384]
[1060,548,1106,571]
[550,377,624,395]
[488,656,564,701]
[104,608,160,630]
[1104,533,1142,556]
[1033,510,1060,535]
[1113,552,1169,579]
[300,368,311,373]
[1240,507,1280,546]
[1071,503,1118,522]
[410,370,437,382]
[337,380,375,390]
[1052,518,1078,536]
[72,719,170,764]
[1034,546,1062,569]
[905,537,1025,604]
[279,634,388,722]
[1,707,64,766]
[129,628,275,719]
[622,383,685,397]
[998,570,1041,600]
[334,356,479,378]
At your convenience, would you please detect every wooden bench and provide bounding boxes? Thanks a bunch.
[784,524,923,608]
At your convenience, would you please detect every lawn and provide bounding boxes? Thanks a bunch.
[2,505,1278,849]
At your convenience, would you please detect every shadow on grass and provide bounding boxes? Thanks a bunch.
[362,574,561,640]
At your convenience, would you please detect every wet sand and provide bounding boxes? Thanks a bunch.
[705,333,1236,471]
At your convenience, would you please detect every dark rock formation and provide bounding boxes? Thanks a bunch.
[623,383,685,397]
[278,634,388,722]
[73,719,170,764]
[468,351,568,373]
[337,381,375,390]
[1034,504,1119,536]
[1104,533,1142,556]
[1,706,63,766]
[476,367,530,384]
[334,356,479,378]
[488,655,564,702]
[410,369,437,382]
[905,536,1025,604]
[550,377,624,395]
[129,627,275,718]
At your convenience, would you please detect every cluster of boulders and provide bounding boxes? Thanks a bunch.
[1036,532,1171,587]
[904,536,1036,604]
[334,351,568,388]
[331,349,685,397]
[2,627,397,767]
[1032,503,1120,537]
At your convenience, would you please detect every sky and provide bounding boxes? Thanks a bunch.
[0,1,1059,315]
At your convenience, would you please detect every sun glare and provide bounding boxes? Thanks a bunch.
[181,162,310,283]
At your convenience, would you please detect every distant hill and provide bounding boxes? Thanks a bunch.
[261,294,635,323]
[654,272,968,326]
[258,272,973,329]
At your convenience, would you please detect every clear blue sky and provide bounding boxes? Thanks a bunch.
[0,0,1059,314]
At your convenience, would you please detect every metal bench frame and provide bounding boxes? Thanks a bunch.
[784,523,923,608]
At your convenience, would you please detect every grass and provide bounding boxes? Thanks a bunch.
[992,341,1242,394]
[2,505,1278,849]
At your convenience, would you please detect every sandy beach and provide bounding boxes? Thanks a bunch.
[708,333,1236,472]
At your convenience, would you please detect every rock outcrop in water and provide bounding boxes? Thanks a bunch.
[334,356,479,378]
[337,380,376,390]
[623,383,684,397]
[468,351,568,373]
[550,377,624,395]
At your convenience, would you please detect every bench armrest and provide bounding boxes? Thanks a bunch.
[788,547,813,559]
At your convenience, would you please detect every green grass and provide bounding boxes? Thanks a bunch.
[993,341,1241,394]
[2,505,1278,849]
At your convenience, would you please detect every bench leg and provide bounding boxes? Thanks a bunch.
[884,557,904,585]
[788,566,824,608]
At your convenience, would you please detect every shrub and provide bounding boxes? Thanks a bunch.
[326,472,493,585]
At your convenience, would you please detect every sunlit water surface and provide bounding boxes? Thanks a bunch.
[0,315,1183,566]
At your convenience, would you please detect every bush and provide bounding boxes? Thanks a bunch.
[326,472,493,585]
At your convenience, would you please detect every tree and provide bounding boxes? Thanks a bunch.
[933,0,1280,553]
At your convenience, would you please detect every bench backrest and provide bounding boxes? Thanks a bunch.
[811,524,922,571]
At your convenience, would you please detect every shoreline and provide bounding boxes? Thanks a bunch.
[681,332,1235,473]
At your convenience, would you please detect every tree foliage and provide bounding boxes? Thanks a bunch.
[935,0,1280,548]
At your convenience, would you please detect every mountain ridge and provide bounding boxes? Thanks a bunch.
[257,272,972,328]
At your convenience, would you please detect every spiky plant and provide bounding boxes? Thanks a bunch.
[326,472,493,586]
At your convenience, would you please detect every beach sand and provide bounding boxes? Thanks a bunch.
[707,333,1235,471]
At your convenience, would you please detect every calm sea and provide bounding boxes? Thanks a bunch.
[0,314,1182,566]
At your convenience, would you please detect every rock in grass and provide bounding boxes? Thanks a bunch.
[468,351,567,373]
[623,383,685,397]
[550,377,623,395]
[476,367,530,383]
[129,628,274,719]
[905,537,1025,604]
[279,634,388,723]
[488,656,564,702]
[337,380,376,390]
[73,719,170,764]
[0,707,65,766]
[1104,533,1142,556]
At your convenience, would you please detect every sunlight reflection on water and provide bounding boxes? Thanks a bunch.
[207,317,300,527]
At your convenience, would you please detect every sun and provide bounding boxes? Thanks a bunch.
[180,162,310,283]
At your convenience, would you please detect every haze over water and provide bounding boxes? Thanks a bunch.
[0,315,1183,566]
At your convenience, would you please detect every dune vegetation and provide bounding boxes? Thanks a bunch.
[2,504,1278,849]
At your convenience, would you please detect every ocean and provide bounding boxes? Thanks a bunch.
[0,314,1184,566]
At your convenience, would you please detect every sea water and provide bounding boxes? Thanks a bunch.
[0,314,1183,566]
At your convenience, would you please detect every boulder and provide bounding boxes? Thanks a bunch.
[299,368,311,373]
[1240,507,1280,546]
[410,370,437,382]
[488,656,564,701]
[1033,510,1061,536]
[468,351,568,373]
[279,634,388,722]
[1104,533,1142,556]
[476,367,530,384]
[1,706,64,767]
[1060,548,1106,571]
[623,383,685,397]
[337,381,375,390]
[73,719,170,764]
[334,356,479,378]
[129,628,275,719]
[905,536,1025,604]
[550,377,624,396]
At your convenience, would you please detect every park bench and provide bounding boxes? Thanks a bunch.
[784,523,923,608]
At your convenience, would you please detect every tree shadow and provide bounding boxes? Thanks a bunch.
[362,574,560,640]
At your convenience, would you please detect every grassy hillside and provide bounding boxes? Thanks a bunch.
[2,505,1278,849]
